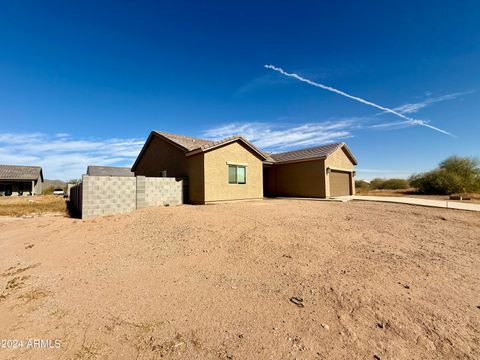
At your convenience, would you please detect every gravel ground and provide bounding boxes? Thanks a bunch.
[0,199,479,359]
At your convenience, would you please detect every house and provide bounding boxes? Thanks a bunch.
[0,165,44,196]
[132,131,357,204]
[87,165,134,177]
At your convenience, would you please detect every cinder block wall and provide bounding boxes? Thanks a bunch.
[82,175,137,218]
[70,175,185,219]
[143,177,184,207]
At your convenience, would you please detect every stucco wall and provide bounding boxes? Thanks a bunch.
[134,136,188,178]
[203,142,263,202]
[34,180,43,195]
[325,147,355,171]
[186,154,205,204]
[268,159,326,198]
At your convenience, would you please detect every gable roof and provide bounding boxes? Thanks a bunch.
[269,143,358,165]
[87,166,134,177]
[132,131,268,170]
[154,131,215,151]
[0,165,43,181]
[184,135,268,160]
[132,131,357,171]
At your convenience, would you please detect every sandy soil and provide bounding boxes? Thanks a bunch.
[0,199,479,359]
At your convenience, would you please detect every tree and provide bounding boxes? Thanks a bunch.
[409,156,480,195]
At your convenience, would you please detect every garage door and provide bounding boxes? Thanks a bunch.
[330,171,351,196]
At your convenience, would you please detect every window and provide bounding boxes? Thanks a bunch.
[228,165,246,184]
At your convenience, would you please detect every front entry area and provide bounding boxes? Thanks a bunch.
[329,170,352,197]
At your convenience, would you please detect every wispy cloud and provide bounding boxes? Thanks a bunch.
[264,64,454,137]
[202,119,361,151]
[385,90,474,115]
[0,133,144,180]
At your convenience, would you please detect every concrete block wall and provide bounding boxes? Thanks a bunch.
[69,175,185,219]
[144,177,184,207]
[82,175,137,218]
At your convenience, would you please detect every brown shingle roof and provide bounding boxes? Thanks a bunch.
[0,165,43,181]
[87,166,134,177]
[270,143,344,163]
[133,131,356,171]
[154,131,215,151]
[153,131,268,160]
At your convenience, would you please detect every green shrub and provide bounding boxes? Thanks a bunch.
[409,156,480,195]
[369,178,410,190]
[355,180,370,190]
[43,186,55,195]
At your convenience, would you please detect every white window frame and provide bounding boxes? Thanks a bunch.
[228,164,247,185]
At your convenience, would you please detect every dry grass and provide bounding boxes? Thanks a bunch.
[0,195,67,216]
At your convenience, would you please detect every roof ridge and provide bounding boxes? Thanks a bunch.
[154,130,212,142]
[0,164,42,168]
[199,135,241,150]
[271,142,343,156]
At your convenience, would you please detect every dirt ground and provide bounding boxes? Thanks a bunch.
[0,199,479,360]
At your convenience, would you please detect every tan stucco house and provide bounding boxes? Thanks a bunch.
[132,131,357,204]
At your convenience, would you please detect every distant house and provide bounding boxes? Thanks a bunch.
[87,166,134,177]
[132,131,357,204]
[0,165,44,196]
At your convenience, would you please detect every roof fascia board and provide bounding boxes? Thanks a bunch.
[337,143,358,165]
[185,138,267,160]
[264,156,327,165]
[131,131,188,171]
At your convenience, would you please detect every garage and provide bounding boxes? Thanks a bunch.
[329,170,352,196]
[263,142,357,199]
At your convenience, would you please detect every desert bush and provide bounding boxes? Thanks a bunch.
[355,180,370,191]
[409,156,480,195]
[42,186,55,195]
[369,178,410,190]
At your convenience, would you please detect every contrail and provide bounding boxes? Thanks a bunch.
[264,64,453,136]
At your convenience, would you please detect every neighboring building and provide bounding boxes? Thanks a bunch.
[0,165,44,196]
[132,131,357,204]
[87,165,134,177]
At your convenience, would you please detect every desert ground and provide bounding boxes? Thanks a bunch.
[0,199,479,359]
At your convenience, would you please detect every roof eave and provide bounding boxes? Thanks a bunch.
[338,143,358,165]
[185,138,268,160]
[266,156,327,165]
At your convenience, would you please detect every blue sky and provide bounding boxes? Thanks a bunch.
[0,1,479,180]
